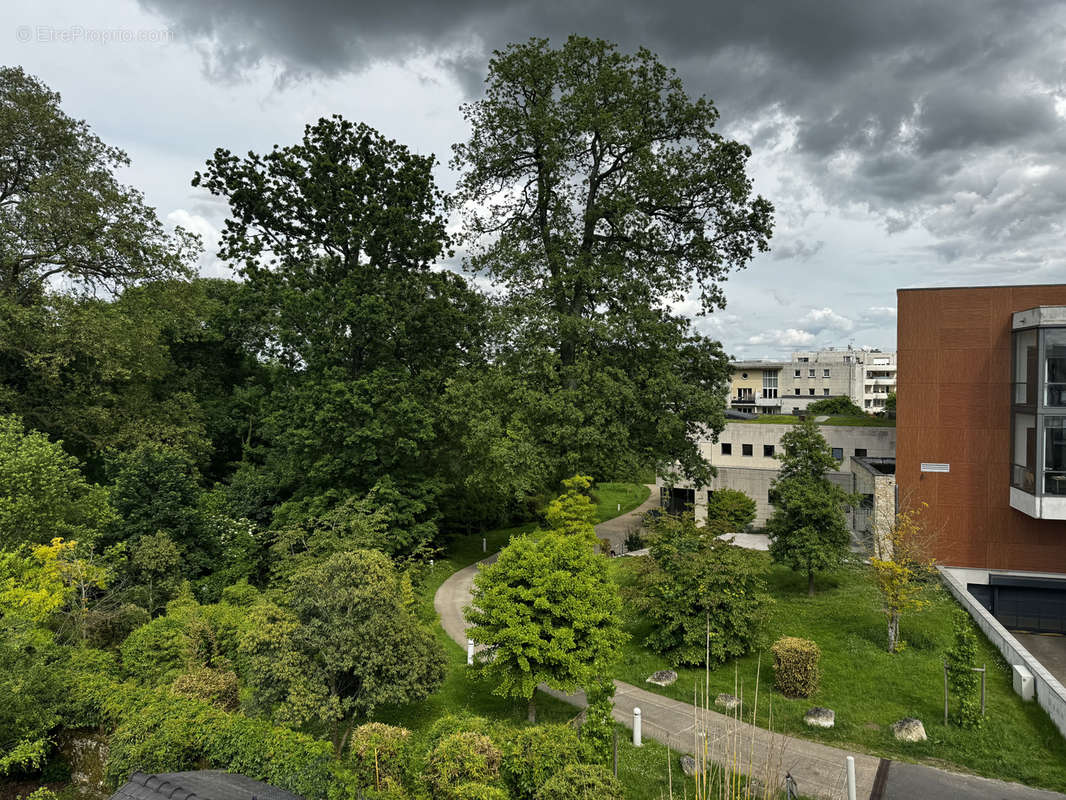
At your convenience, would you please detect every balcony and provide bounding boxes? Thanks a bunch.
[730,392,781,407]
[1010,309,1066,520]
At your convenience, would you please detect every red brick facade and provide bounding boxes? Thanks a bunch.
[897,285,1066,572]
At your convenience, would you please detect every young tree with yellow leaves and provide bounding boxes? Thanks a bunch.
[870,502,936,654]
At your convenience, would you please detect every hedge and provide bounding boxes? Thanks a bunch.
[770,636,821,698]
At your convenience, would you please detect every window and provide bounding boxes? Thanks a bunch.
[798,357,809,362]
[823,368,830,378]
[808,368,815,378]
[794,388,800,395]
[794,369,801,378]
[831,447,843,461]
[855,448,867,457]
[823,389,830,396]
[809,388,815,396]
[741,372,749,379]
[844,355,852,364]
[721,443,732,455]
[742,443,753,457]
[792,407,801,414]
[763,444,775,457]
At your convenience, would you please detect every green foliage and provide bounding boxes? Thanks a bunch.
[466,532,625,719]
[767,419,853,594]
[450,784,508,800]
[424,732,501,798]
[805,396,865,416]
[120,616,190,685]
[885,392,896,413]
[452,35,771,489]
[0,66,196,306]
[501,724,584,800]
[946,609,983,728]
[535,764,624,800]
[345,723,411,791]
[545,475,597,540]
[0,415,115,549]
[770,636,821,698]
[706,488,756,532]
[580,680,616,767]
[170,667,240,711]
[634,514,770,665]
[130,531,183,615]
[240,550,446,754]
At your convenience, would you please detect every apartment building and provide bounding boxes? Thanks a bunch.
[658,420,896,526]
[727,349,896,415]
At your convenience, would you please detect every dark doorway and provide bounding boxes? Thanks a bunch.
[969,575,1066,634]
[663,487,695,515]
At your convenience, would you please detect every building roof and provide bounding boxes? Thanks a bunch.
[110,772,304,800]
[852,456,896,476]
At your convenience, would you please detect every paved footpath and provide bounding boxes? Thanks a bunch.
[434,494,1066,800]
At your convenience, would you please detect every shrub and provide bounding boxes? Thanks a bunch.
[120,616,189,685]
[706,489,756,532]
[424,732,501,798]
[636,514,771,665]
[536,764,623,800]
[771,637,820,697]
[580,681,615,766]
[502,724,584,800]
[946,609,983,728]
[171,667,240,711]
[424,714,495,749]
[347,723,411,790]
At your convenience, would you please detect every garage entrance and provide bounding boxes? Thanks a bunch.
[968,575,1066,634]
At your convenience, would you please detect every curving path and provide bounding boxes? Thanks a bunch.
[434,494,1065,800]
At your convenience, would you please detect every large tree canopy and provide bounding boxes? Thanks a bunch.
[0,66,197,305]
[451,37,772,485]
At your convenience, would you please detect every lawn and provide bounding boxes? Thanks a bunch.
[739,414,894,427]
[609,555,1066,792]
[375,483,694,800]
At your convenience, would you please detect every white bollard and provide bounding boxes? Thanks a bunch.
[482,537,487,553]
[467,638,475,666]
[846,755,856,800]
[633,707,642,747]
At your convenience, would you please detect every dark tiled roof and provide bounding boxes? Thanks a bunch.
[110,771,304,800]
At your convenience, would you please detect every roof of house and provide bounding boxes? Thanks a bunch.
[110,771,304,800]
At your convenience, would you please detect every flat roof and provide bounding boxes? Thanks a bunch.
[898,283,1066,292]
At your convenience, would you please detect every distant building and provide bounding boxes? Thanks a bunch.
[657,419,896,528]
[727,348,896,415]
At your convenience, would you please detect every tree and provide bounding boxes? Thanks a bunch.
[544,474,597,539]
[706,488,756,532]
[129,531,183,616]
[766,419,853,596]
[466,531,625,722]
[869,502,936,653]
[194,115,488,553]
[885,392,897,413]
[0,67,196,305]
[634,513,770,665]
[240,549,446,754]
[0,414,115,549]
[805,396,865,416]
[451,36,773,487]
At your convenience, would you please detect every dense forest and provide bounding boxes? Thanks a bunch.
[0,36,772,795]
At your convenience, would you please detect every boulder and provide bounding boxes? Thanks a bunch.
[646,670,678,687]
[892,717,927,742]
[679,755,698,777]
[804,707,835,728]
[714,693,741,711]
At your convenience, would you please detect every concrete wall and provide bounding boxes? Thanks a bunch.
[940,566,1066,739]
[702,466,855,526]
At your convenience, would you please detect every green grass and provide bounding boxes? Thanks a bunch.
[374,490,692,800]
[609,556,1066,792]
[739,414,894,427]
[593,482,651,522]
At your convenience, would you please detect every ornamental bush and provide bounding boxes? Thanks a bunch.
[771,637,821,697]
[535,764,623,800]
[501,724,584,800]
[706,489,756,532]
[424,732,501,799]
[346,723,412,790]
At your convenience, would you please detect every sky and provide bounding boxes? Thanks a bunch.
[5,0,1066,359]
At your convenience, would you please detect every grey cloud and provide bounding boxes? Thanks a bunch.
[771,238,824,262]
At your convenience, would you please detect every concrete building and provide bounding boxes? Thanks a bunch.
[850,456,897,555]
[658,420,896,526]
[727,349,896,415]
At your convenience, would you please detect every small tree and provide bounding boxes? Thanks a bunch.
[766,419,853,595]
[885,392,897,413]
[946,609,983,728]
[544,475,597,540]
[635,513,770,665]
[706,488,756,532]
[869,502,936,653]
[466,531,625,722]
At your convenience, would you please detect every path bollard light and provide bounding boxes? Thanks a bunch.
[846,756,856,800]
[482,537,487,553]
[633,707,642,747]
[467,638,474,666]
